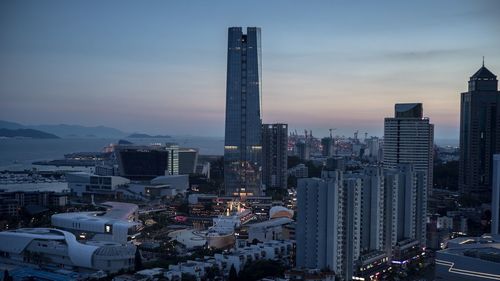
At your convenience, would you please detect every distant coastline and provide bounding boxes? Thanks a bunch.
[0,128,60,139]
[127,133,171,138]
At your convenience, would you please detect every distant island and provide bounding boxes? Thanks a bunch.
[128,133,171,138]
[0,128,60,139]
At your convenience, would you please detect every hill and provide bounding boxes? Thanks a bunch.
[0,128,60,139]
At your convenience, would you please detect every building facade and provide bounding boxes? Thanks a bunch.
[0,228,136,274]
[459,64,500,198]
[262,123,288,190]
[296,169,361,281]
[224,27,263,197]
[383,103,434,191]
[492,154,500,235]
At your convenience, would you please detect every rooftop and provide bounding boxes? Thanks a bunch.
[471,65,497,79]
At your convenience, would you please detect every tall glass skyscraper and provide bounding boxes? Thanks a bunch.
[224,27,263,196]
[459,64,500,200]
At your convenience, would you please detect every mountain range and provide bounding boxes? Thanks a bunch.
[0,120,127,138]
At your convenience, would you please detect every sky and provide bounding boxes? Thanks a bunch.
[0,0,499,139]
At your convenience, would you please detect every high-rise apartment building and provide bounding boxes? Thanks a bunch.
[224,27,263,197]
[262,123,288,190]
[382,165,427,253]
[296,169,361,281]
[321,137,334,157]
[383,103,434,192]
[459,64,500,199]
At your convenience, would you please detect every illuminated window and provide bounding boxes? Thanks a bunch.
[105,224,112,233]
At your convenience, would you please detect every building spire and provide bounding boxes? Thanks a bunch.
[483,56,485,67]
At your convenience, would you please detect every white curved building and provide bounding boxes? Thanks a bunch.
[51,201,141,243]
[0,228,136,273]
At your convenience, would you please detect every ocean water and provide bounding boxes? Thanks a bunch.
[0,136,224,171]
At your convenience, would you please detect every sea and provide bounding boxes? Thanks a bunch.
[0,136,224,172]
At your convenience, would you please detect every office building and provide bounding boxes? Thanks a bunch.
[115,145,169,180]
[459,64,500,198]
[165,143,179,175]
[0,228,136,274]
[492,154,500,235]
[67,172,130,198]
[179,148,199,174]
[224,27,263,197]
[262,123,288,190]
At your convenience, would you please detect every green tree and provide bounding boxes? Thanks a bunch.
[238,260,286,281]
[134,247,143,271]
[181,273,197,281]
[228,264,238,281]
[3,270,13,281]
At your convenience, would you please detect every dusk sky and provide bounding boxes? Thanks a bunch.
[1,0,499,139]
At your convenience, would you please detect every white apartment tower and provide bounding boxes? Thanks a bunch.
[296,169,362,281]
[383,103,433,248]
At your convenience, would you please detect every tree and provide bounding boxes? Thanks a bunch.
[181,273,197,281]
[134,247,143,271]
[205,265,220,280]
[3,270,13,281]
[238,260,286,281]
[228,264,238,281]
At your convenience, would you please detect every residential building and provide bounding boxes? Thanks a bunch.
[262,123,288,190]
[383,103,433,249]
[224,27,263,197]
[383,103,434,192]
[296,168,361,281]
[0,190,68,216]
[288,163,308,178]
[321,137,334,157]
[459,64,500,199]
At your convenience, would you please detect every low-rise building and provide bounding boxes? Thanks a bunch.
[436,235,500,281]
[51,201,141,243]
[214,240,294,273]
[0,228,136,274]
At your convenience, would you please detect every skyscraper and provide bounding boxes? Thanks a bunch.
[383,103,434,192]
[224,27,263,197]
[459,63,500,199]
[166,143,179,175]
[262,123,288,190]
[383,103,433,249]
[296,165,391,280]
